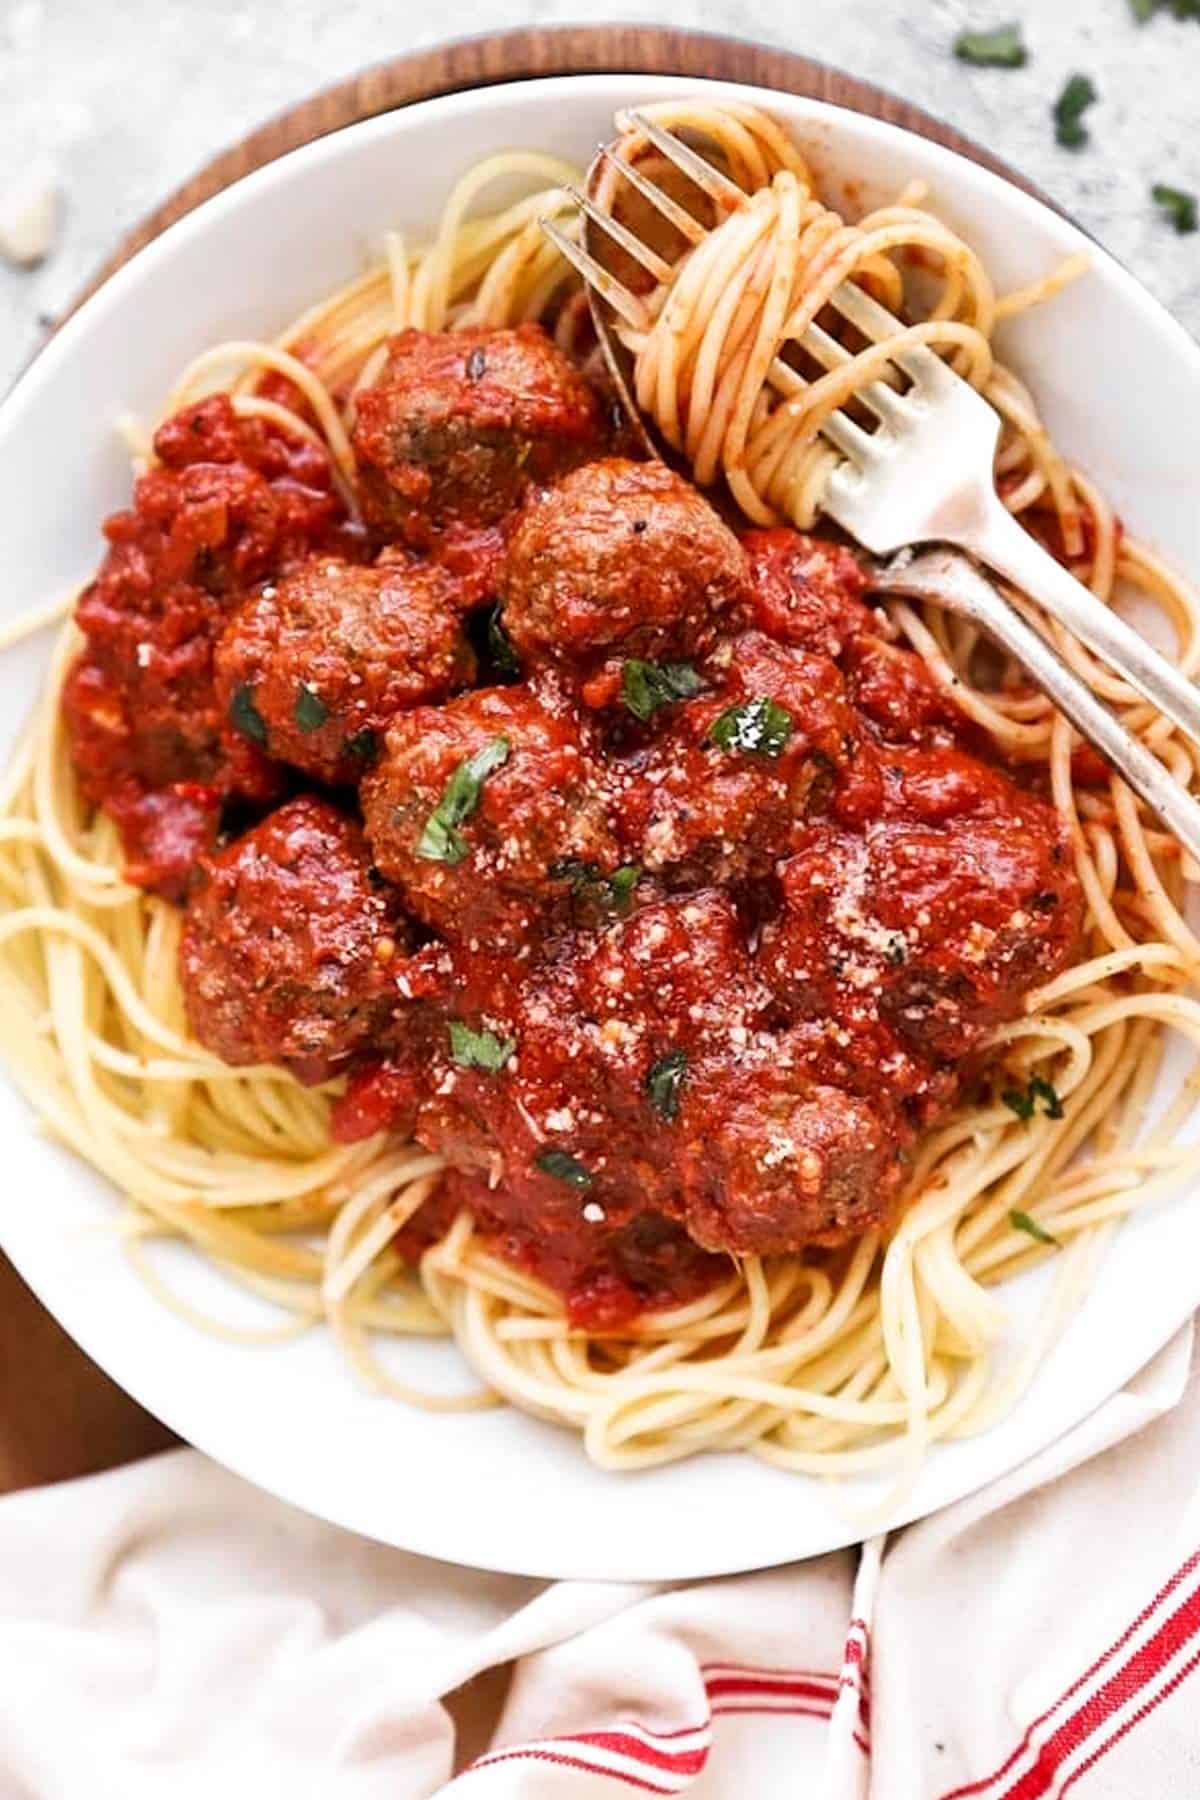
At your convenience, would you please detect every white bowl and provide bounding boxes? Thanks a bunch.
[2,74,1199,1581]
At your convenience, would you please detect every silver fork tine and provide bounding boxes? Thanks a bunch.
[621,110,750,210]
[539,217,649,330]
[565,184,675,285]
[597,144,707,246]
[819,410,878,466]
[828,281,948,388]
[801,322,914,428]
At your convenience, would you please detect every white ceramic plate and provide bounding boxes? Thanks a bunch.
[2,74,1199,1581]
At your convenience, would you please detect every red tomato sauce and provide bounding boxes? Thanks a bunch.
[65,330,1084,1326]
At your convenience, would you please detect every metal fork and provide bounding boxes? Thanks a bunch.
[542,110,1200,864]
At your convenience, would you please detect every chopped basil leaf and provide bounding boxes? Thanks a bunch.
[1010,1209,1061,1248]
[1152,183,1198,234]
[550,858,642,913]
[885,935,907,968]
[229,683,268,747]
[487,605,520,676]
[709,696,794,757]
[449,1020,515,1073]
[294,683,329,734]
[646,1049,688,1122]
[1129,0,1157,16]
[345,727,379,766]
[417,735,509,865]
[1029,1075,1065,1120]
[954,23,1027,66]
[607,865,641,913]
[621,659,704,722]
[535,1147,593,1189]
[1054,74,1097,149]
[1001,1075,1064,1122]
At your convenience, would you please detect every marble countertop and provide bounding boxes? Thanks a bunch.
[1,0,1198,393]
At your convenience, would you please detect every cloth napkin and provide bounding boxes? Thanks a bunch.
[1,1326,1197,1800]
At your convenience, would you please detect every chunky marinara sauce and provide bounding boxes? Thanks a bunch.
[67,326,1082,1328]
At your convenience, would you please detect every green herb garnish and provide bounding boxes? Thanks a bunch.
[487,605,520,677]
[1001,1075,1065,1122]
[229,683,268,747]
[1010,1209,1061,1248]
[954,23,1027,66]
[607,865,641,911]
[551,858,642,914]
[621,659,704,722]
[1152,183,1198,233]
[535,1148,593,1189]
[344,727,379,767]
[294,683,329,734]
[1133,0,1200,17]
[416,735,509,865]
[1054,74,1097,149]
[646,1049,688,1122]
[709,696,794,758]
[449,1021,516,1072]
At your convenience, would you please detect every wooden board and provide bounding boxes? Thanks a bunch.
[2,25,1046,1496]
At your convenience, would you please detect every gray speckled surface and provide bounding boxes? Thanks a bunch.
[1,0,1198,395]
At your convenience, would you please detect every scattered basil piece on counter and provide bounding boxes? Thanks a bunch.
[417,735,510,864]
[449,1021,516,1072]
[1010,1209,1061,1247]
[229,683,268,746]
[1152,183,1198,233]
[646,1049,688,1122]
[709,696,794,758]
[294,683,329,733]
[1054,74,1097,149]
[621,659,704,721]
[954,23,1028,67]
[535,1148,594,1189]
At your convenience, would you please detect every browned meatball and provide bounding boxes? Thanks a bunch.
[502,458,748,668]
[214,554,475,785]
[180,796,406,1084]
[361,685,617,950]
[759,746,1082,1066]
[678,1055,902,1254]
[352,325,604,546]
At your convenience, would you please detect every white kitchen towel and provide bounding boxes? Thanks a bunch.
[0,1323,1195,1800]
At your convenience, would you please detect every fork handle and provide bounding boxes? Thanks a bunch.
[875,547,1200,870]
[959,497,1200,754]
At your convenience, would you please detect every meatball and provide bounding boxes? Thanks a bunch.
[180,796,406,1083]
[759,746,1081,1065]
[215,554,475,785]
[352,325,604,546]
[741,527,874,657]
[574,890,772,1066]
[678,1055,902,1254]
[502,458,748,667]
[613,630,872,883]
[361,685,617,949]
[63,396,361,895]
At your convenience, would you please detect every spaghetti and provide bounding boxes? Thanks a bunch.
[2,101,1199,1485]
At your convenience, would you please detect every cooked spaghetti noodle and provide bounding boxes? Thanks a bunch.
[2,101,1199,1484]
